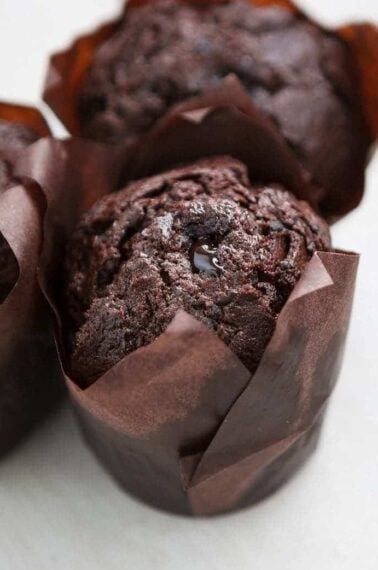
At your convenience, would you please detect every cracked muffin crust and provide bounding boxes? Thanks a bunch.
[77,0,370,215]
[64,156,331,385]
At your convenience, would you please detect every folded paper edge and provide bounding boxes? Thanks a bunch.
[66,309,251,435]
[184,249,358,490]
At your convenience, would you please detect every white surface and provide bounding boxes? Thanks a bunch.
[0,1,378,569]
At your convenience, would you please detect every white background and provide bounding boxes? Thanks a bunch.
[0,1,378,569]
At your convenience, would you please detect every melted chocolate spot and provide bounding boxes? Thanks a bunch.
[190,240,223,276]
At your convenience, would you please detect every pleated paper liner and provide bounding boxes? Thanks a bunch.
[0,102,61,456]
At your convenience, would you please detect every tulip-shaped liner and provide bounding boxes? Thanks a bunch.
[43,0,378,221]
[73,252,357,516]
[16,101,358,516]
[0,103,61,456]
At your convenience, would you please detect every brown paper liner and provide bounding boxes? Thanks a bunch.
[0,185,63,456]
[67,251,357,516]
[43,19,121,136]
[42,0,377,221]
[0,101,51,164]
[120,76,315,203]
[0,102,50,138]
[339,24,378,140]
[17,123,359,515]
[0,102,63,456]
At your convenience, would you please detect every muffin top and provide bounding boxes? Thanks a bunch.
[77,0,369,215]
[64,156,330,385]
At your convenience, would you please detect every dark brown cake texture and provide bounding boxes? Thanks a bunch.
[76,0,369,216]
[64,156,330,385]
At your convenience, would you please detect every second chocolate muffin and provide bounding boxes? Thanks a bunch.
[64,157,330,385]
[76,0,370,216]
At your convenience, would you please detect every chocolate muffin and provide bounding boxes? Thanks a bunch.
[77,0,370,215]
[64,156,331,385]
[0,120,39,190]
